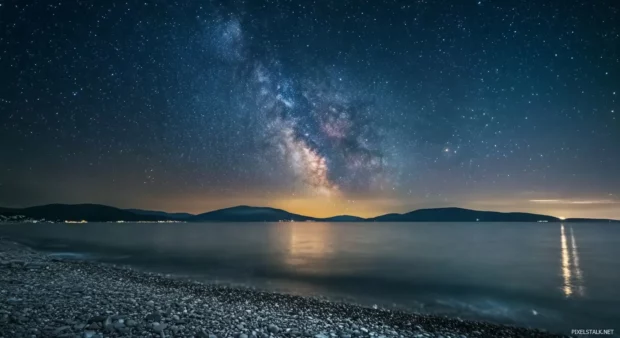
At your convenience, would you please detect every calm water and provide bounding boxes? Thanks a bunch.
[1,222,618,334]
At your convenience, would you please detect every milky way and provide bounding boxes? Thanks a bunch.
[0,0,618,218]
[206,16,392,196]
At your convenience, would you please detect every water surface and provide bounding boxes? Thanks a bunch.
[1,222,618,334]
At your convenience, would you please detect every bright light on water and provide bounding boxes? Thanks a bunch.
[560,224,573,297]
[570,226,585,296]
[560,224,586,298]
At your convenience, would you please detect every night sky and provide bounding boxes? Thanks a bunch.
[1,1,618,219]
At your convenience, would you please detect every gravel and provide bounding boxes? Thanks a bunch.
[0,239,568,338]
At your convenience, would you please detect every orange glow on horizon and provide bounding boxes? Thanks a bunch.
[270,197,388,218]
[135,193,620,220]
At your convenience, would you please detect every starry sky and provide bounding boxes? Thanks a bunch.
[1,0,619,219]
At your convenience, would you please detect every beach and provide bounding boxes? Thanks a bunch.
[0,238,566,338]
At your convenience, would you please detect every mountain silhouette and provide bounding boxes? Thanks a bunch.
[321,215,366,222]
[189,205,315,222]
[0,204,161,222]
[368,207,560,222]
[0,204,618,223]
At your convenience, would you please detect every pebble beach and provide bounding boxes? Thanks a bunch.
[0,239,567,338]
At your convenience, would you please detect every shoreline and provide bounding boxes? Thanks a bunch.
[0,239,567,338]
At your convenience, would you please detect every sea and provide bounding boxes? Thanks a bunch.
[1,222,618,334]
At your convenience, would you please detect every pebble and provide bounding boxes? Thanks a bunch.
[146,313,162,322]
[268,323,280,333]
[86,323,100,330]
[82,331,96,338]
[153,322,167,332]
[87,315,106,323]
[53,325,71,335]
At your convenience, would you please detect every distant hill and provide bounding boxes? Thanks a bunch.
[0,204,163,222]
[126,208,194,220]
[322,215,366,222]
[0,204,617,223]
[368,207,560,222]
[189,205,316,222]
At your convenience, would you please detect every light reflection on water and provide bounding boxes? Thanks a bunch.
[560,224,572,297]
[570,226,585,296]
[560,224,585,297]
[281,223,335,272]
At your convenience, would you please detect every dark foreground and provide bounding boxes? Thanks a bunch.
[0,239,566,338]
